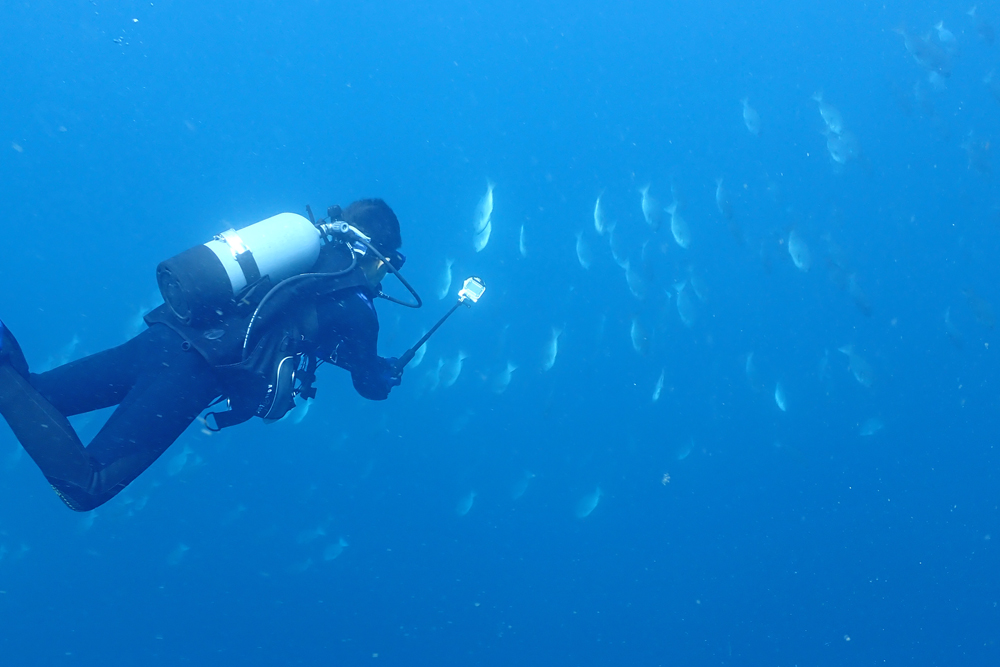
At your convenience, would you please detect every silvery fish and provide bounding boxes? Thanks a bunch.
[575,487,602,519]
[630,316,650,356]
[473,181,494,233]
[838,345,875,387]
[410,338,428,368]
[666,202,691,249]
[542,327,562,371]
[715,178,733,220]
[609,224,629,269]
[675,281,697,328]
[440,351,469,388]
[774,382,788,412]
[652,369,665,402]
[624,260,647,300]
[594,194,607,235]
[575,231,592,269]
[493,361,518,394]
[473,219,492,252]
[323,537,349,561]
[437,258,454,299]
[456,491,476,516]
[640,185,663,231]
[788,230,811,272]
[741,98,761,136]
[859,418,884,437]
[811,91,844,135]
[511,471,536,500]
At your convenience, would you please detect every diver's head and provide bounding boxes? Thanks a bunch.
[342,198,404,286]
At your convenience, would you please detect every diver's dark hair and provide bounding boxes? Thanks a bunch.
[342,199,402,253]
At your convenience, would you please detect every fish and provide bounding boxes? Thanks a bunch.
[511,471,536,500]
[652,369,665,402]
[440,351,469,388]
[741,97,761,136]
[493,362,518,394]
[167,543,190,566]
[437,259,454,299]
[167,444,194,476]
[297,524,328,544]
[985,71,1000,106]
[575,487,602,519]
[838,345,875,387]
[968,6,996,45]
[474,181,494,233]
[640,185,663,231]
[961,132,991,174]
[473,219,492,252]
[715,178,733,220]
[542,327,562,371]
[934,20,957,51]
[40,334,82,372]
[471,180,494,252]
[811,91,844,135]
[519,224,528,257]
[962,288,995,328]
[774,382,788,411]
[624,260,647,300]
[323,537,349,561]
[78,511,97,532]
[425,357,444,391]
[859,418,885,437]
[675,281,697,328]
[630,317,650,355]
[608,223,629,268]
[744,352,761,391]
[594,195,607,235]
[825,129,860,165]
[944,307,964,349]
[410,338,428,368]
[291,398,312,425]
[666,202,691,249]
[818,348,831,383]
[456,491,476,516]
[895,26,951,77]
[688,274,709,303]
[848,273,872,317]
[787,230,811,271]
[677,439,693,460]
[575,231,592,269]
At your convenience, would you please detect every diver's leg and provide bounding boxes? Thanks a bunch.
[0,363,94,487]
[0,323,175,492]
[47,342,221,511]
[1,322,220,511]
[27,327,171,416]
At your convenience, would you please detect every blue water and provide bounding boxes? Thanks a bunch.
[1,1,999,664]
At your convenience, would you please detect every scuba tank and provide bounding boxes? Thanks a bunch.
[156,212,323,325]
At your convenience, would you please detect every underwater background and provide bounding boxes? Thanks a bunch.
[1,1,999,664]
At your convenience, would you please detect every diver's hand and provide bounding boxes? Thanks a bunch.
[384,357,402,388]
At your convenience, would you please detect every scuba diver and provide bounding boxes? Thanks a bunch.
[0,199,423,512]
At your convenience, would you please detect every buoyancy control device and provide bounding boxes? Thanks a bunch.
[154,207,424,429]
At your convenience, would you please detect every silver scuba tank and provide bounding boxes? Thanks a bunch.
[156,212,322,325]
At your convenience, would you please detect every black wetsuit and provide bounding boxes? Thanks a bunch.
[0,286,397,511]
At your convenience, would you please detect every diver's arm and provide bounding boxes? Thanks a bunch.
[316,291,400,400]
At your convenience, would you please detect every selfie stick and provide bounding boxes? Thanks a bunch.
[395,277,485,371]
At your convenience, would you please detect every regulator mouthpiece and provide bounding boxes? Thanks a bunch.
[458,277,486,304]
